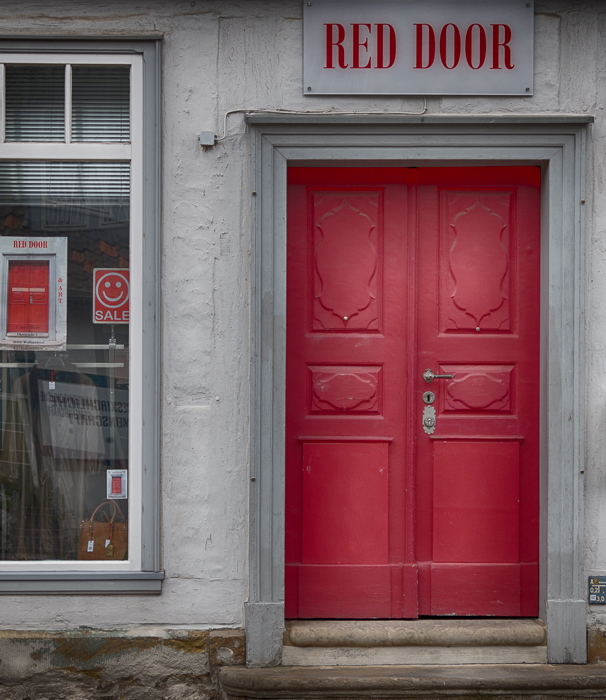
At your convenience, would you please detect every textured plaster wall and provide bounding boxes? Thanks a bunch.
[0,0,602,634]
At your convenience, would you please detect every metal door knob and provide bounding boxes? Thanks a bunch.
[423,368,455,384]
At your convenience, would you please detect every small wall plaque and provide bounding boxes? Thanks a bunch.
[589,576,606,604]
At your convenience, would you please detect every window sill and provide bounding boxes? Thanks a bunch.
[0,571,164,594]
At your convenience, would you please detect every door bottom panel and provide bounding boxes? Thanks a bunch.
[429,563,538,616]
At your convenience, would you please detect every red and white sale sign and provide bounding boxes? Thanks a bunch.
[93,268,130,324]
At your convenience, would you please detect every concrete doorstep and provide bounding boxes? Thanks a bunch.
[282,620,548,666]
[287,620,547,647]
[219,663,606,699]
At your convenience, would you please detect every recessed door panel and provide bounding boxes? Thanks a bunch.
[432,440,520,563]
[302,441,389,564]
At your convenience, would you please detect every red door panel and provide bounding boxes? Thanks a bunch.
[7,260,50,334]
[298,565,392,619]
[432,441,520,564]
[301,441,389,565]
[430,563,522,616]
[416,167,540,617]
[286,168,414,619]
[286,166,540,619]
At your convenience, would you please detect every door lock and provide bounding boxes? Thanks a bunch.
[422,391,435,405]
[423,368,455,384]
[422,405,436,435]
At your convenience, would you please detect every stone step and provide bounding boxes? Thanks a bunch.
[287,619,546,647]
[220,663,606,699]
[283,620,547,666]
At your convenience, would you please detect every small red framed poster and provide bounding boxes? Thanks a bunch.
[93,268,130,324]
[0,237,68,349]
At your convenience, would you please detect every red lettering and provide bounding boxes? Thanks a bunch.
[351,23,372,68]
[324,23,348,69]
[415,24,435,69]
[375,23,396,69]
[440,23,461,69]
[465,24,486,69]
[491,24,514,69]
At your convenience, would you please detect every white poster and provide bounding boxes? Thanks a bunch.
[38,381,128,460]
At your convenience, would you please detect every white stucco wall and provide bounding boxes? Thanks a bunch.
[0,0,604,632]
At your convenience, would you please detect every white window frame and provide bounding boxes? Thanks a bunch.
[0,39,161,593]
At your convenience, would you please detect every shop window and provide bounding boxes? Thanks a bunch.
[0,47,159,587]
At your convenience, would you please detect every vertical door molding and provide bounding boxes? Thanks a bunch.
[246,115,591,667]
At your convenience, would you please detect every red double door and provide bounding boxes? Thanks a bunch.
[285,167,540,618]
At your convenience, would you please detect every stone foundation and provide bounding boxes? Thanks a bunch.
[588,624,606,664]
[0,628,244,699]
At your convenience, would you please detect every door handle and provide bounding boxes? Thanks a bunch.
[423,368,455,384]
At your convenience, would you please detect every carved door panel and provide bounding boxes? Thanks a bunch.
[7,260,50,334]
[285,167,540,619]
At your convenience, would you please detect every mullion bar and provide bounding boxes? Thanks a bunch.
[64,63,71,144]
[0,64,5,144]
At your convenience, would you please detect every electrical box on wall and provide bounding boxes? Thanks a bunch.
[0,237,68,350]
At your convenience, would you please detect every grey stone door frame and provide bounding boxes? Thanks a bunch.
[245,114,591,667]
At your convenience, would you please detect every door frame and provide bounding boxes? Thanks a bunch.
[245,114,592,667]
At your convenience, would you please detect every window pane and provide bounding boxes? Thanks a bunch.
[5,65,65,142]
[0,161,130,201]
[72,66,130,142]
[0,161,130,561]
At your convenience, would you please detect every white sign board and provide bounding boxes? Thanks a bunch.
[303,0,533,95]
[39,381,129,460]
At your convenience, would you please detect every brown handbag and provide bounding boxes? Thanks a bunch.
[78,499,128,560]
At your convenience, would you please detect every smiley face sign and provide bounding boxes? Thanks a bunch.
[93,268,130,324]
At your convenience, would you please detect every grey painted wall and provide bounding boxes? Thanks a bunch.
[0,0,602,642]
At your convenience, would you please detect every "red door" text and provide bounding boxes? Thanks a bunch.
[324,22,514,71]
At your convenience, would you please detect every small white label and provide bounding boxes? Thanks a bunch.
[87,540,94,552]
[105,539,111,548]
[591,595,597,601]
[48,381,55,390]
